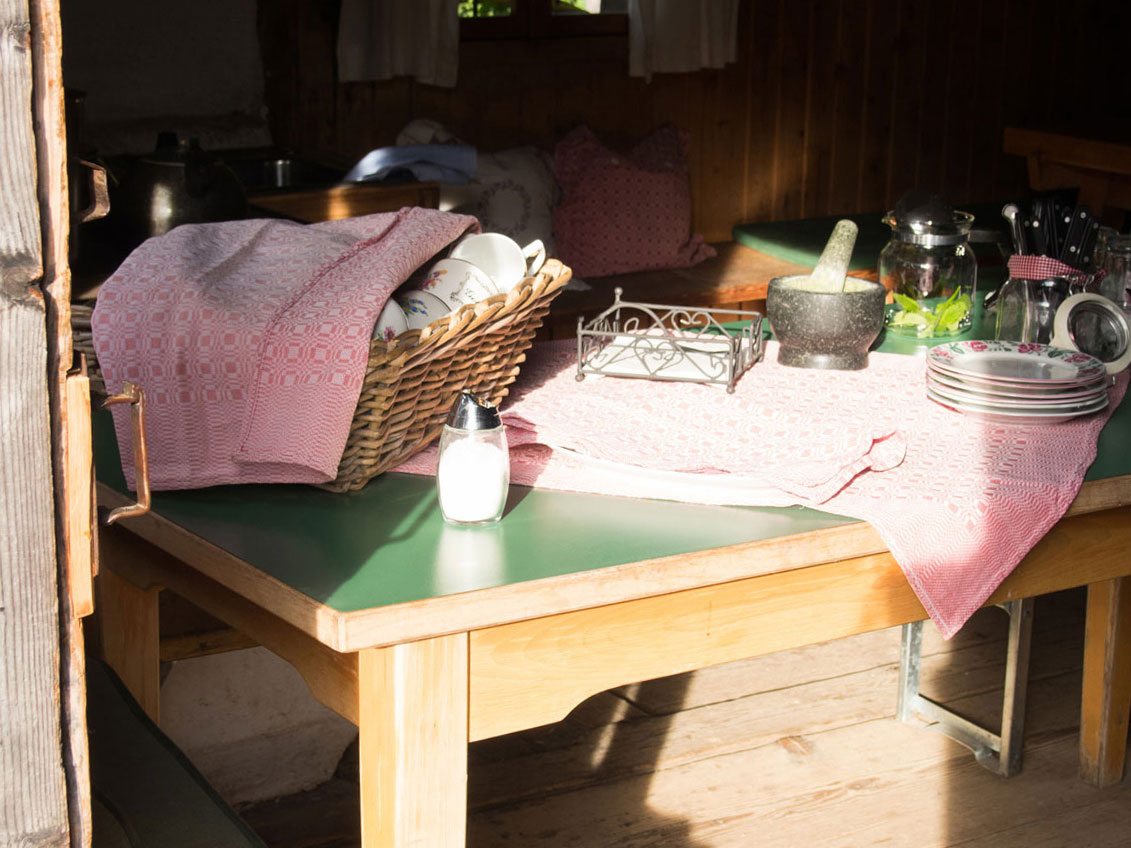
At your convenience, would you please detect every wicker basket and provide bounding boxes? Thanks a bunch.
[74,258,572,491]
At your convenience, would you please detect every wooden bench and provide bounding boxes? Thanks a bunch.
[87,659,266,848]
[1004,128,1131,228]
[543,241,821,339]
[545,204,1011,340]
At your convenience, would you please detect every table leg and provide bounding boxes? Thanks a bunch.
[358,633,469,847]
[1080,577,1131,786]
[96,564,161,724]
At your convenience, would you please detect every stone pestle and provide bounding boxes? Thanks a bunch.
[804,219,860,293]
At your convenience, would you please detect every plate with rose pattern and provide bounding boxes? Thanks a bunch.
[927,341,1107,386]
[926,386,1108,423]
[926,366,1108,398]
[926,378,1108,412]
[926,369,1109,403]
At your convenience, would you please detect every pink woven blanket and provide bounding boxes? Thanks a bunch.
[397,340,1127,637]
[93,208,478,489]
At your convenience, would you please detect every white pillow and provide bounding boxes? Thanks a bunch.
[395,121,558,258]
[448,146,558,258]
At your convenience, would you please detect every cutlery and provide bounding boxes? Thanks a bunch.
[1059,206,1093,268]
[1002,203,1026,255]
[1027,199,1049,256]
[1077,214,1101,270]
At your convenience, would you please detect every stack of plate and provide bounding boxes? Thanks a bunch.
[925,340,1110,424]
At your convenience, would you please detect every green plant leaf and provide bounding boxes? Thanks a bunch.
[889,290,972,337]
[893,293,925,313]
[889,309,928,327]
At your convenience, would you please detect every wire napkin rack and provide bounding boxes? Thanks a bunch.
[575,288,764,393]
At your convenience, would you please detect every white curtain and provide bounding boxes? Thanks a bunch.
[628,0,740,82]
[337,0,459,88]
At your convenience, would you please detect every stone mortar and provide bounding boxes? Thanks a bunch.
[767,275,887,370]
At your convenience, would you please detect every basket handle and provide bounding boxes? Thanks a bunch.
[101,381,151,524]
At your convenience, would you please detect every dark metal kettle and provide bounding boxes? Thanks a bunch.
[118,133,247,246]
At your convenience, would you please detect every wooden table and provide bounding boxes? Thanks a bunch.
[94,375,1131,846]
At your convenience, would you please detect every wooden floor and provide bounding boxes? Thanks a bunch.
[239,588,1131,847]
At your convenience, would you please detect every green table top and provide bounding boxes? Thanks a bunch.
[95,418,860,613]
[732,202,1011,272]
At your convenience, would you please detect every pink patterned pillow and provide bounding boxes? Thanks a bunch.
[552,125,715,277]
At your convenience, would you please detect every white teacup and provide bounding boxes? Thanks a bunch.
[449,233,546,292]
[418,258,499,308]
[372,298,409,342]
[395,289,451,331]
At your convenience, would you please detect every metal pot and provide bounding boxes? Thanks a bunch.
[117,132,247,245]
[65,89,111,270]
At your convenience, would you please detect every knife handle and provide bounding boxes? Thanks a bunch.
[1059,206,1092,268]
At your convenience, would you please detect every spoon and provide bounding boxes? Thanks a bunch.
[1001,203,1026,256]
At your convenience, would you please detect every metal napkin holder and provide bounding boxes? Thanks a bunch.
[575,288,764,393]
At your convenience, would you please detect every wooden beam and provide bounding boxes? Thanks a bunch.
[98,523,359,724]
[0,0,70,841]
[470,508,1131,741]
[358,635,469,848]
[1080,577,1131,787]
[30,0,95,836]
[96,565,161,724]
[159,627,258,663]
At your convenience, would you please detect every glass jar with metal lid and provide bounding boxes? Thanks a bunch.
[880,193,978,338]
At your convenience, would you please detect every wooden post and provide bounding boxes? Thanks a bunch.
[357,634,469,848]
[0,0,71,841]
[1080,577,1131,786]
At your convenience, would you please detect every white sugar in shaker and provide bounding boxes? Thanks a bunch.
[436,391,509,525]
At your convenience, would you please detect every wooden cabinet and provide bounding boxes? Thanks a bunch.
[249,181,439,223]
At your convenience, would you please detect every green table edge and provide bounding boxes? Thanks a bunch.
[732,202,1011,273]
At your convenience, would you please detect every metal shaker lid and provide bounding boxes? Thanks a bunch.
[446,390,502,430]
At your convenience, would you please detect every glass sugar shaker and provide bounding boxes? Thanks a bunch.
[436,390,509,525]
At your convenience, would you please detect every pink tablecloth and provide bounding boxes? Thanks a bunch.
[93,208,477,490]
[397,339,1128,638]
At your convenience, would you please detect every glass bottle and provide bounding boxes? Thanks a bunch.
[436,391,509,525]
[994,277,1034,343]
[994,275,1071,344]
[1100,233,1131,310]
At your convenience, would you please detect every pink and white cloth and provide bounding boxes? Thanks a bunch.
[1007,254,1093,283]
[397,340,1128,637]
[93,208,478,490]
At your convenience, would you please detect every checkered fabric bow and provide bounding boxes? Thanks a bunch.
[1007,254,1102,285]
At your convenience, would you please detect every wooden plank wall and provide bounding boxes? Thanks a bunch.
[259,0,1129,243]
[0,0,72,841]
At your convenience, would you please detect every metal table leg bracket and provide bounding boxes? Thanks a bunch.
[897,597,1035,777]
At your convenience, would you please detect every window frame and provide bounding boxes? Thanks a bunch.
[460,0,628,40]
